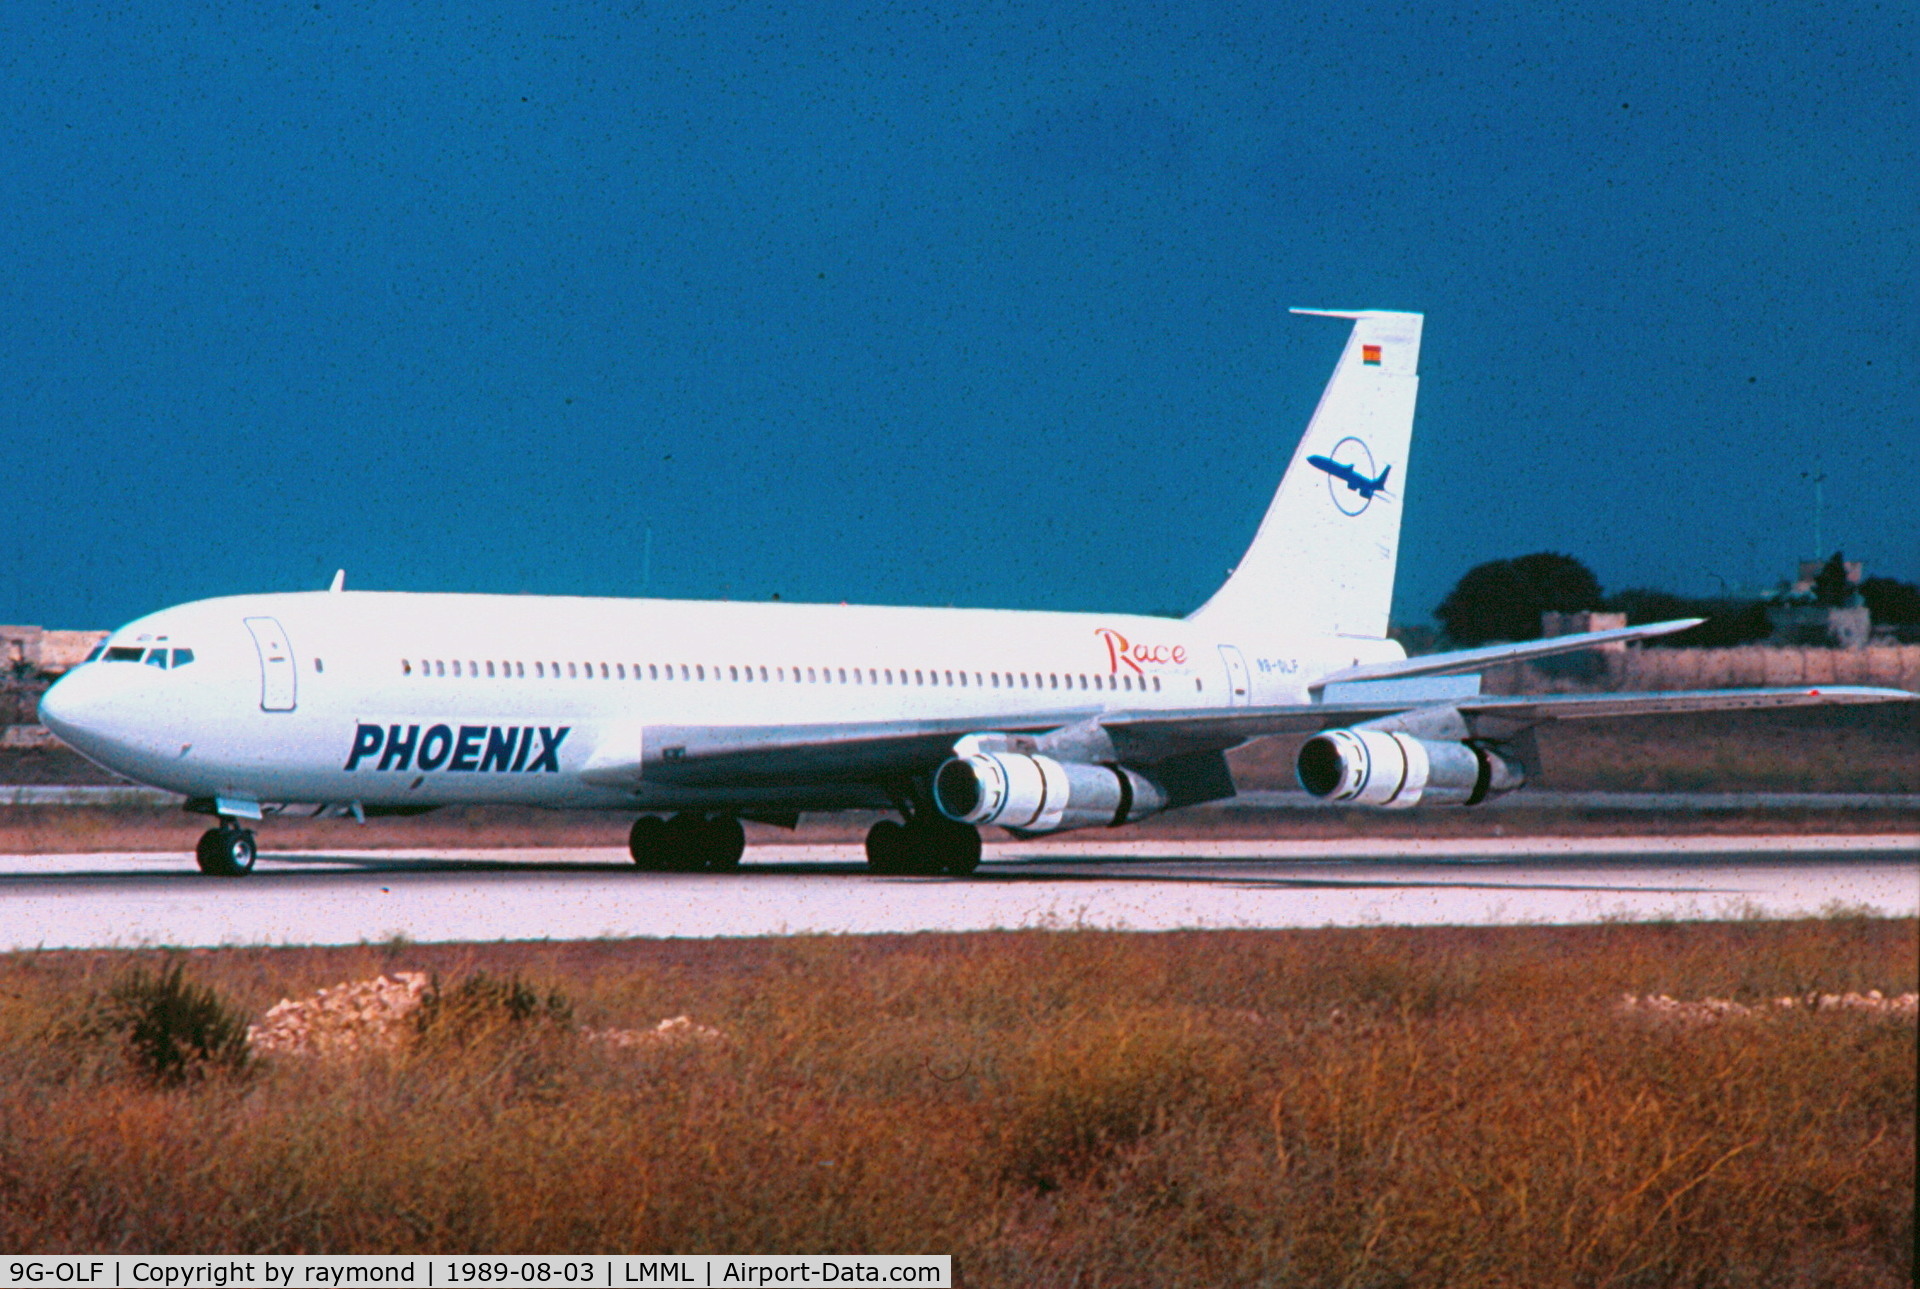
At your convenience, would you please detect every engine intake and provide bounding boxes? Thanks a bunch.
[934,753,1168,834]
[1295,729,1524,809]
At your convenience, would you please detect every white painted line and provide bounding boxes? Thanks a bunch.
[989,834,1920,859]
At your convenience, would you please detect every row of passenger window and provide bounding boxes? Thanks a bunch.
[96,646,196,669]
[402,657,1182,694]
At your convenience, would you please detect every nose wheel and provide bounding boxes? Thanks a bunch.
[195,824,258,877]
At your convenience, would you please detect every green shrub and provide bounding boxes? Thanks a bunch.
[95,960,252,1086]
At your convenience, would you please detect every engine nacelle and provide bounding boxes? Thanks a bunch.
[933,753,1168,834]
[1295,729,1525,809]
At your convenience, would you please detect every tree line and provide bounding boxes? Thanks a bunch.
[1433,551,1920,647]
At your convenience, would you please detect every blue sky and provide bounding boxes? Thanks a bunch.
[3,1,1913,630]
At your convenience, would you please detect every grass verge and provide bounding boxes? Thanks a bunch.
[0,920,1912,1284]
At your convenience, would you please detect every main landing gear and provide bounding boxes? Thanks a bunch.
[865,815,981,877]
[195,822,257,877]
[628,813,746,872]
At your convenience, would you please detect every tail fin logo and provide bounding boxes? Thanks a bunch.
[1307,437,1393,515]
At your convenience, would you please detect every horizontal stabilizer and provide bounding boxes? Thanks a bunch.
[1321,674,1481,706]
[1313,619,1705,691]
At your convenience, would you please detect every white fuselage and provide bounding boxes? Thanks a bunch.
[41,590,1403,813]
[40,309,1431,825]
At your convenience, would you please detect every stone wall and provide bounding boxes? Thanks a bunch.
[1487,645,1920,695]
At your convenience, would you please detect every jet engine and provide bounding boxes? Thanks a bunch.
[933,753,1168,834]
[1295,728,1524,809]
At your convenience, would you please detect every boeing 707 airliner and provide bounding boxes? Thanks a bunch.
[38,309,1914,876]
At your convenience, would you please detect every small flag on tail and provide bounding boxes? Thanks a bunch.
[1362,344,1382,365]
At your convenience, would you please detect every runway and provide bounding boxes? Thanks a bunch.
[3,834,1915,949]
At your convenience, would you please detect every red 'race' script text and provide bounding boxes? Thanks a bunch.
[1095,628,1187,675]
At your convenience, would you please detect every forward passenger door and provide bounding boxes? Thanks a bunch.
[244,617,298,711]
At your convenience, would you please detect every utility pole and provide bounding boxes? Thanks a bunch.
[1801,470,1827,558]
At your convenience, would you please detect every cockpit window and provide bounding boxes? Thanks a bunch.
[145,649,168,668]
[104,647,145,662]
[84,646,103,663]
[171,649,195,667]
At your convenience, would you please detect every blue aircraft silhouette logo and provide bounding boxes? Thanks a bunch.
[1308,454,1391,497]
[1307,437,1393,515]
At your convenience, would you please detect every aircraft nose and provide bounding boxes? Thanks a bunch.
[38,665,116,749]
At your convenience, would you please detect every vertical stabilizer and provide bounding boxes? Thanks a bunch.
[1187,309,1422,639]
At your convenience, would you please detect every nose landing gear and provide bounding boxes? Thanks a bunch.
[195,823,258,877]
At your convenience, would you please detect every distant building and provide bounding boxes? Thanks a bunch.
[1540,610,1628,649]
[1769,604,1872,649]
[1769,559,1872,649]
[2,626,110,745]
[1528,610,1629,679]
[1,626,109,677]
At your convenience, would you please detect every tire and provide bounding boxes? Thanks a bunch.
[659,815,705,871]
[865,818,907,874]
[900,822,944,875]
[628,815,670,869]
[702,816,746,871]
[195,827,257,877]
[662,814,741,872]
[938,822,982,876]
[884,818,980,876]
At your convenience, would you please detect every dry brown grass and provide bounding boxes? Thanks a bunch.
[0,920,1913,1284]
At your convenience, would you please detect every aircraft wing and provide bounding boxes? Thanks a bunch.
[583,684,1913,788]
[1099,684,1915,758]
